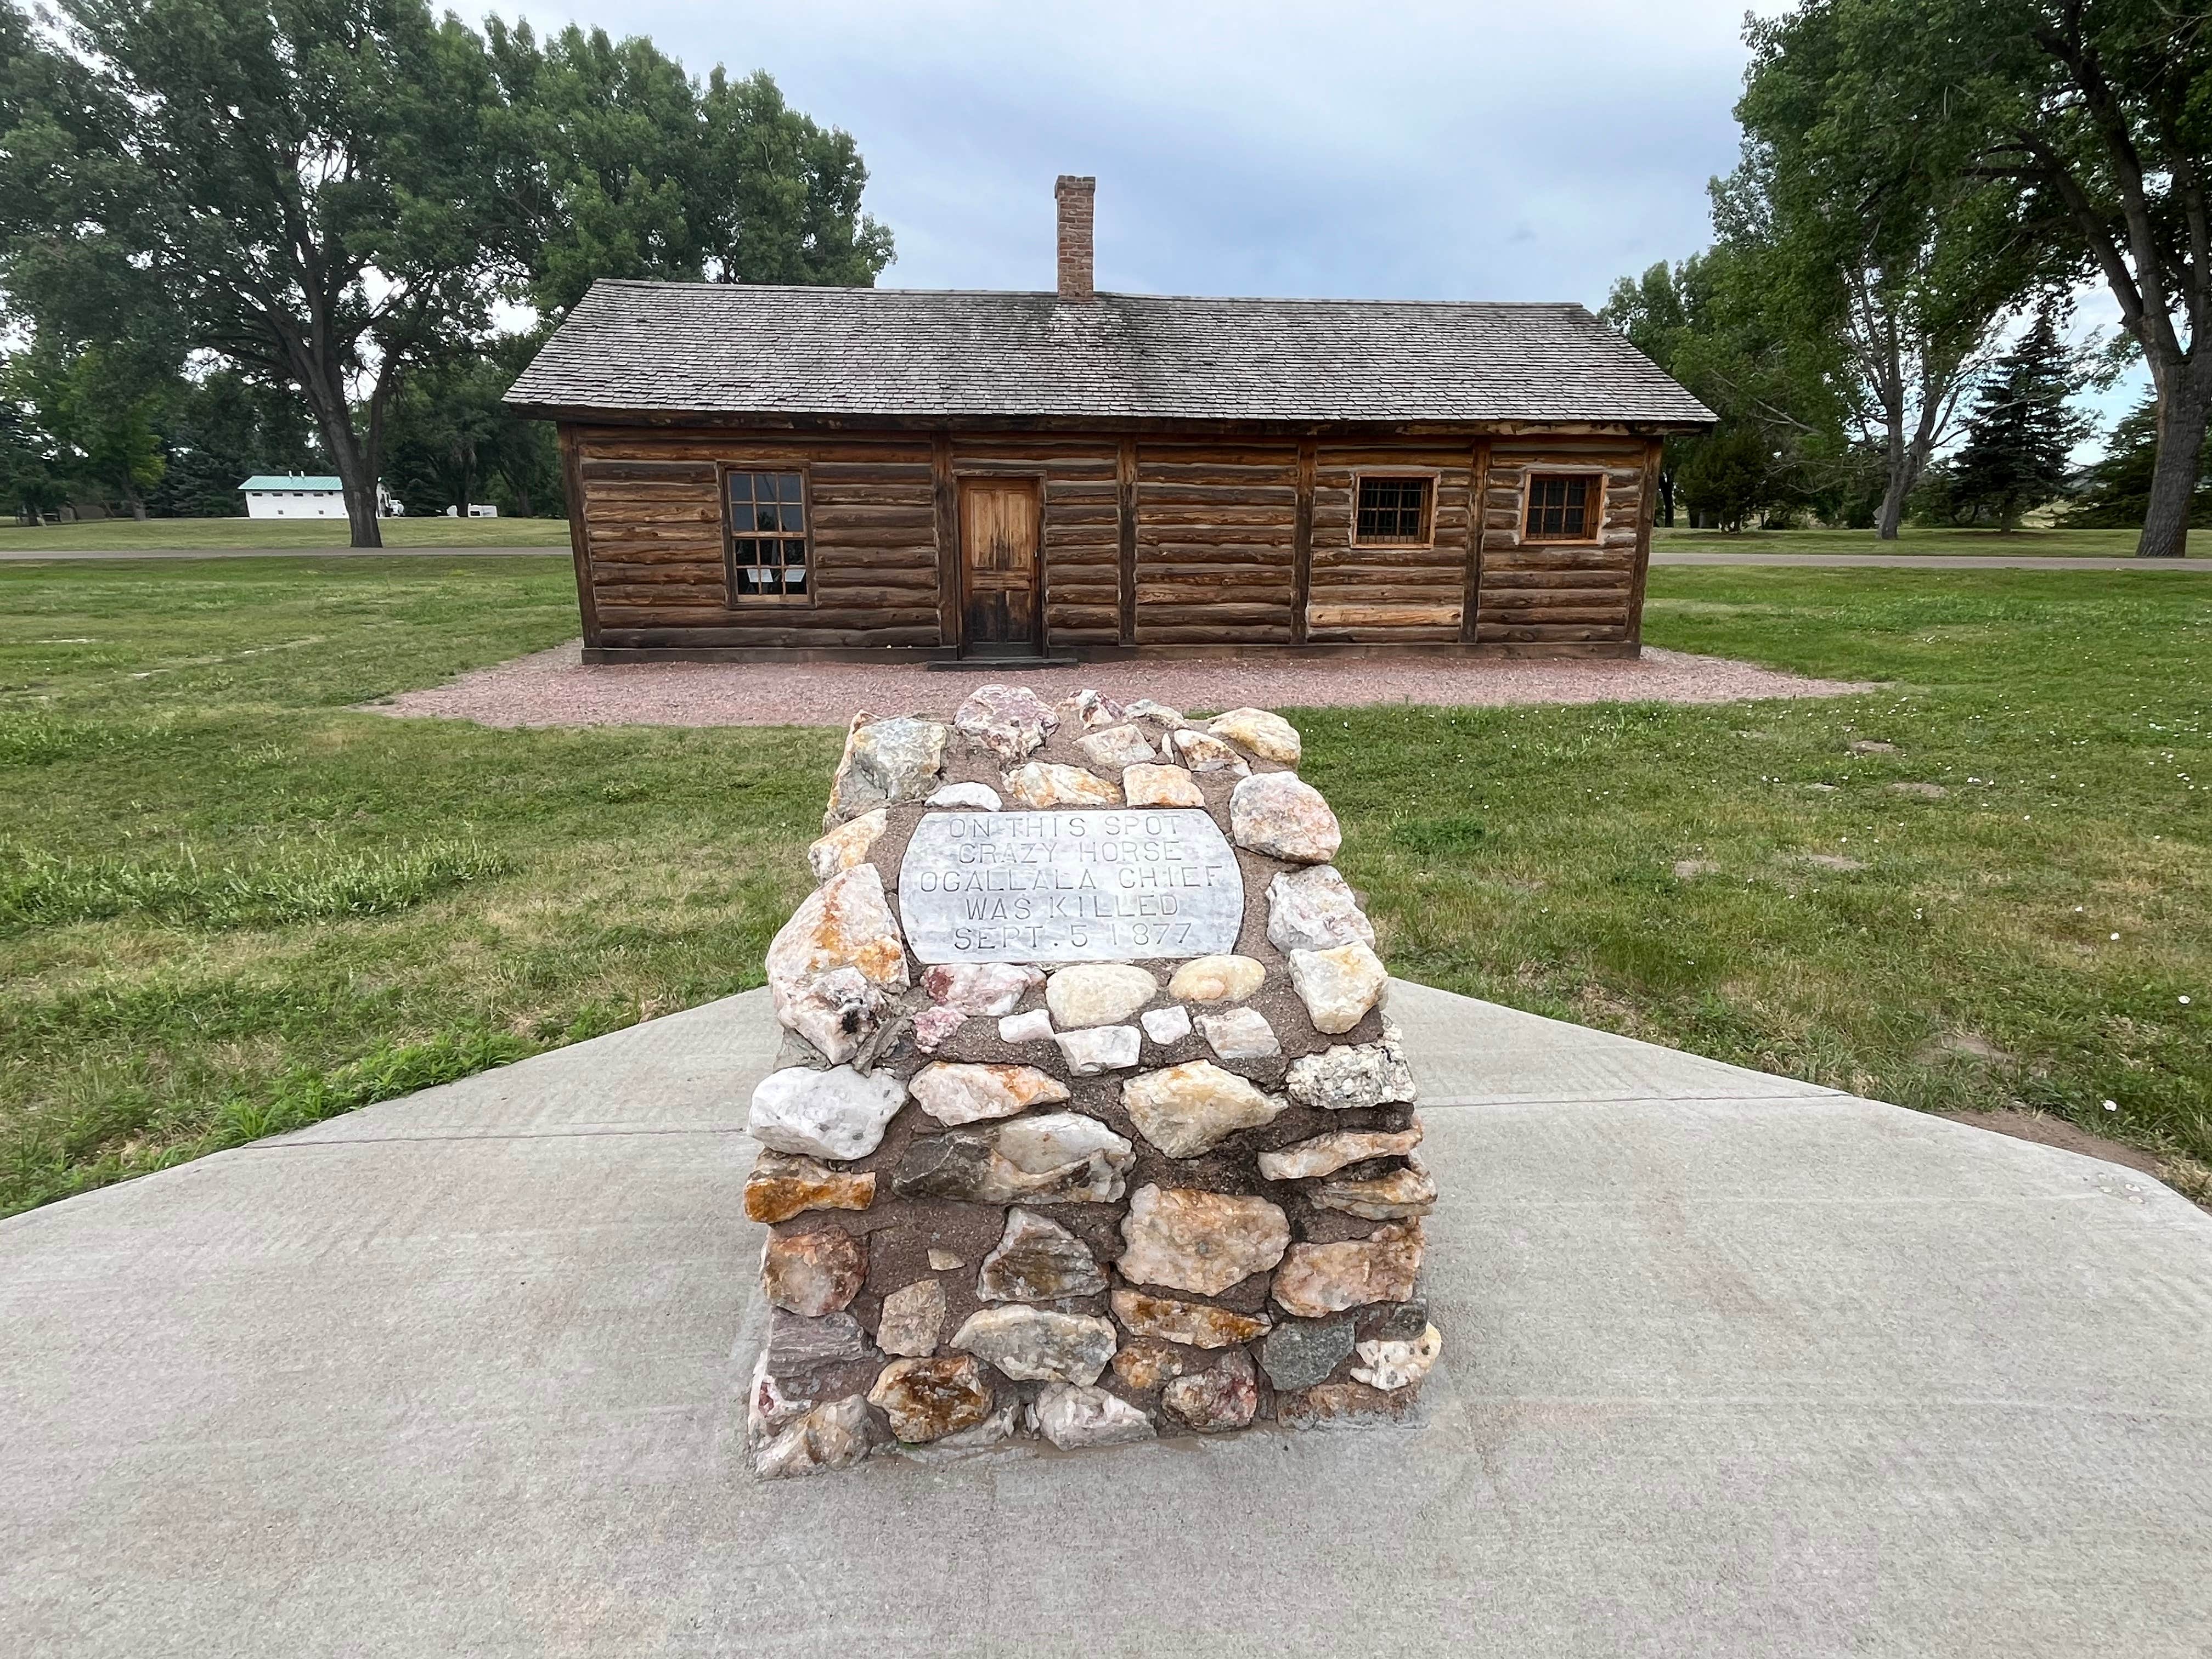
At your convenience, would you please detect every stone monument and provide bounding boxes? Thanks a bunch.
[744,685,1439,1476]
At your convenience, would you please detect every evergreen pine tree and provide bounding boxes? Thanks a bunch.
[1953,312,2089,530]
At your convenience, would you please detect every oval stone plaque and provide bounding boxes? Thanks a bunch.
[899,808,1243,964]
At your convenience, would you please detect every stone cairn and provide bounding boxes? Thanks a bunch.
[744,685,1440,1477]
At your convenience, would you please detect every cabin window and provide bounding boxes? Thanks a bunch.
[1352,475,1434,545]
[1524,474,1599,541]
[724,470,811,600]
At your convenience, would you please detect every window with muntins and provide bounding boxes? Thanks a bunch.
[1525,475,1596,541]
[726,471,810,600]
[1353,476,1432,545]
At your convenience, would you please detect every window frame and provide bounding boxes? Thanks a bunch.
[1521,470,1607,545]
[719,462,816,606]
[1348,469,1441,550]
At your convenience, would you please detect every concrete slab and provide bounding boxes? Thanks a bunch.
[3,985,2208,1657]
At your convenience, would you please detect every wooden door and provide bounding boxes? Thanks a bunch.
[958,479,1040,654]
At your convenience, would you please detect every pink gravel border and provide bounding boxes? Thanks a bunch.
[360,642,1875,730]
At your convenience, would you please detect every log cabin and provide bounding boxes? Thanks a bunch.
[504,177,1713,663]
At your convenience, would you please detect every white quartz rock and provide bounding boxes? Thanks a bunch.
[806,807,888,883]
[1076,724,1157,770]
[1170,727,1251,775]
[1255,1122,1424,1181]
[909,1062,1070,1125]
[748,1065,907,1160]
[1003,761,1119,808]
[1266,866,1376,952]
[954,684,1058,761]
[998,1008,1055,1044]
[876,1278,947,1358]
[753,1393,873,1479]
[951,1305,1119,1385]
[927,782,1003,811]
[1055,1024,1142,1075]
[1121,1060,1286,1158]
[993,1111,1135,1174]
[1197,1006,1280,1062]
[1283,1026,1417,1110]
[1167,954,1265,1003]
[923,962,1044,1017]
[765,863,910,1062]
[1205,708,1302,765]
[1122,763,1206,808]
[1124,698,1187,731]
[1351,1324,1442,1392]
[1117,1183,1291,1296]
[826,712,947,826]
[1046,963,1158,1028]
[1139,1003,1193,1045]
[1229,771,1341,865]
[1056,689,1130,731]
[1288,943,1389,1035]
[1031,1383,1155,1449]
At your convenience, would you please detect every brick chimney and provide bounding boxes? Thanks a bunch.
[1055,175,1096,303]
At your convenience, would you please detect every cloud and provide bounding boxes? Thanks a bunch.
[506,0,1763,307]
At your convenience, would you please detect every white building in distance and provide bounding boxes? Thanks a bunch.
[239,475,402,518]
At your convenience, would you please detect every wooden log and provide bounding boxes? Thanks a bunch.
[1305,602,1464,629]
[579,459,716,483]
[933,432,957,650]
[597,624,943,649]
[1474,623,1627,643]
[1117,435,1137,645]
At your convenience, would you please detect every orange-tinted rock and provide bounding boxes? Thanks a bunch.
[1162,1349,1259,1432]
[867,1355,994,1443]
[1271,1222,1424,1319]
[1111,1340,1187,1391]
[1274,1379,1421,1429]
[760,1228,865,1317]
[743,1152,877,1224]
[1110,1288,1270,1349]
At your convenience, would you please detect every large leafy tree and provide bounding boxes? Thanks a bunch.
[1733,3,2055,540]
[1601,245,1850,531]
[0,0,504,546]
[481,20,892,318]
[1791,0,2210,556]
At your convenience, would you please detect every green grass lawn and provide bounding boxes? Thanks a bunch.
[0,515,573,550]
[1,555,2205,1215]
[1654,524,2157,556]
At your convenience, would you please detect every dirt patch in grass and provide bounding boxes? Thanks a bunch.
[364,641,1875,729]
[1939,1107,2172,1181]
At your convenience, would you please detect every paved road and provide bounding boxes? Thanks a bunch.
[3,981,2205,1657]
[0,545,563,561]
[1654,550,2205,569]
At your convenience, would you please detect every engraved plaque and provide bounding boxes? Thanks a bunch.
[899,808,1244,964]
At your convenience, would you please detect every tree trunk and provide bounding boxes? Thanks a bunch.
[2138,365,2208,558]
[1657,468,1674,528]
[1876,470,1910,539]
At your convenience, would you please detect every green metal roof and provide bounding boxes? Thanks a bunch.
[239,475,343,492]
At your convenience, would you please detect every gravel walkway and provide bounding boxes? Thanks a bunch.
[363,642,1874,729]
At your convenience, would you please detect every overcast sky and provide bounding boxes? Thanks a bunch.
[507,0,2142,445]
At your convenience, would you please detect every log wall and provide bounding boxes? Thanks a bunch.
[1474,440,1652,646]
[1308,442,1475,642]
[561,424,1658,656]
[1133,442,1300,645]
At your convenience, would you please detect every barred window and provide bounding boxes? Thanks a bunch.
[1353,476,1432,545]
[1525,475,1596,541]
[725,471,810,601]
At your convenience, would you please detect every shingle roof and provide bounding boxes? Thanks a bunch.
[505,280,1714,429]
[240,475,342,492]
